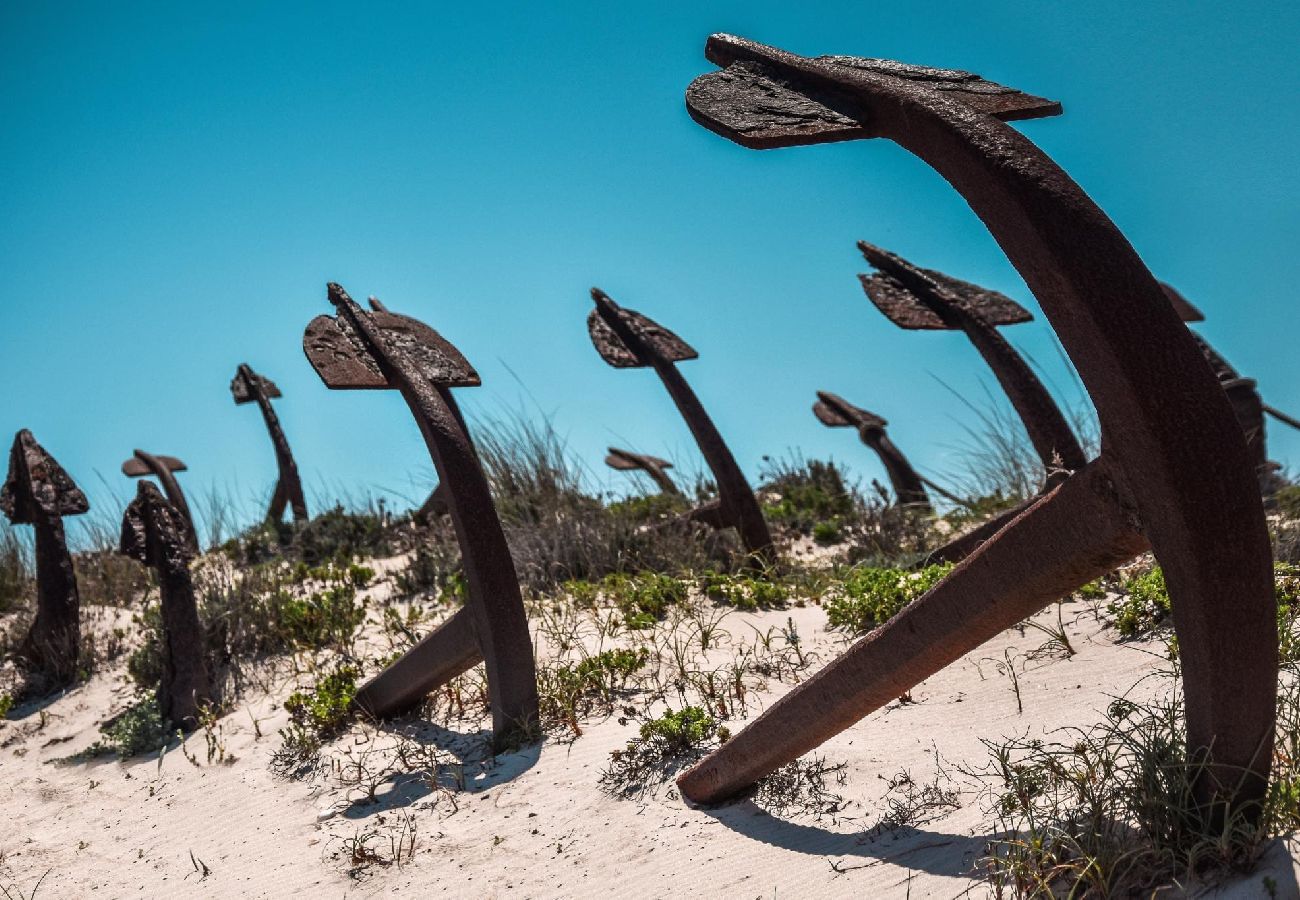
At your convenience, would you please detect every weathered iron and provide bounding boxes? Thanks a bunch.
[605,447,682,497]
[122,450,199,555]
[1164,284,1296,496]
[120,480,212,729]
[813,392,930,509]
[0,430,88,684]
[302,284,538,746]
[587,288,775,565]
[679,35,1275,821]
[858,241,1087,482]
[231,363,309,524]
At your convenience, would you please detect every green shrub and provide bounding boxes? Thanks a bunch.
[539,648,649,734]
[599,573,690,629]
[812,519,843,545]
[824,564,953,634]
[600,706,729,797]
[275,665,360,772]
[265,585,366,650]
[1276,484,1300,520]
[761,458,856,534]
[222,506,390,567]
[1108,567,1171,639]
[606,493,691,522]
[700,572,790,611]
[100,697,171,757]
[0,692,14,719]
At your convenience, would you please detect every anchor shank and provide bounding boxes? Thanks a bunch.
[679,459,1146,803]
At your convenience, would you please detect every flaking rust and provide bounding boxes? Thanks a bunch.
[587,288,774,566]
[120,480,212,729]
[302,284,538,748]
[605,447,682,497]
[122,450,199,555]
[231,363,309,523]
[677,35,1275,826]
[0,430,89,686]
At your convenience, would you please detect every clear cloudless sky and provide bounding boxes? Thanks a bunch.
[3,1,1297,543]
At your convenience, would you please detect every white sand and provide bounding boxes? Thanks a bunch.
[2,560,1296,899]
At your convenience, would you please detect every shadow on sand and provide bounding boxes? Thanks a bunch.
[338,721,542,820]
[702,798,986,882]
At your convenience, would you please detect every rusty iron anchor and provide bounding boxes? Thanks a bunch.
[678,35,1275,822]
[122,450,199,555]
[605,447,682,497]
[302,284,538,747]
[231,363,309,524]
[0,430,89,685]
[813,392,932,510]
[587,288,775,566]
[1163,284,1296,497]
[120,480,213,729]
[858,240,1087,483]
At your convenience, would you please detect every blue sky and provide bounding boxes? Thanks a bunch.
[3,1,1296,541]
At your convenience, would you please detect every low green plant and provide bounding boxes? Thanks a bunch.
[99,697,171,757]
[811,519,843,545]
[274,665,360,774]
[1275,484,1300,521]
[0,692,14,719]
[599,706,729,797]
[760,457,856,535]
[824,564,953,634]
[700,571,790,611]
[1108,566,1171,639]
[589,573,689,629]
[605,492,691,522]
[539,648,649,735]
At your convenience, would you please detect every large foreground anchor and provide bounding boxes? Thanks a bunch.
[121,450,199,555]
[302,284,538,746]
[605,447,682,497]
[0,430,88,684]
[120,481,212,729]
[858,240,1087,482]
[812,392,932,510]
[679,35,1275,819]
[587,288,775,566]
[230,364,309,524]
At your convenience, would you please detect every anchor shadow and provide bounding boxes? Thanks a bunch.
[700,798,986,880]
[339,719,542,820]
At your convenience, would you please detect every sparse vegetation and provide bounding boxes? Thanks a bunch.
[824,564,953,634]
[274,664,360,774]
[600,706,728,798]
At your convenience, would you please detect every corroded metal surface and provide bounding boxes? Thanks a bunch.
[605,447,681,497]
[684,56,1059,150]
[858,241,1086,480]
[120,480,212,729]
[679,35,1275,822]
[1,430,88,684]
[122,450,199,555]
[587,288,774,565]
[231,363,308,523]
[303,284,537,747]
[813,392,929,509]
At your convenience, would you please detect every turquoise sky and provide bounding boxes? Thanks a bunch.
[3,1,1296,541]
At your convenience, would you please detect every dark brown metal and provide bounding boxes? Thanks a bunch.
[588,288,775,566]
[302,283,538,747]
[813,392,930,509]
[858,241,1087,481]
[0,430,88,684]
[605,447,682,497]
[120,480,212,729]
[231,363,308,524]
[122,450,199,555]
[1165,287,1296,496]
[679,35,1275,821]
